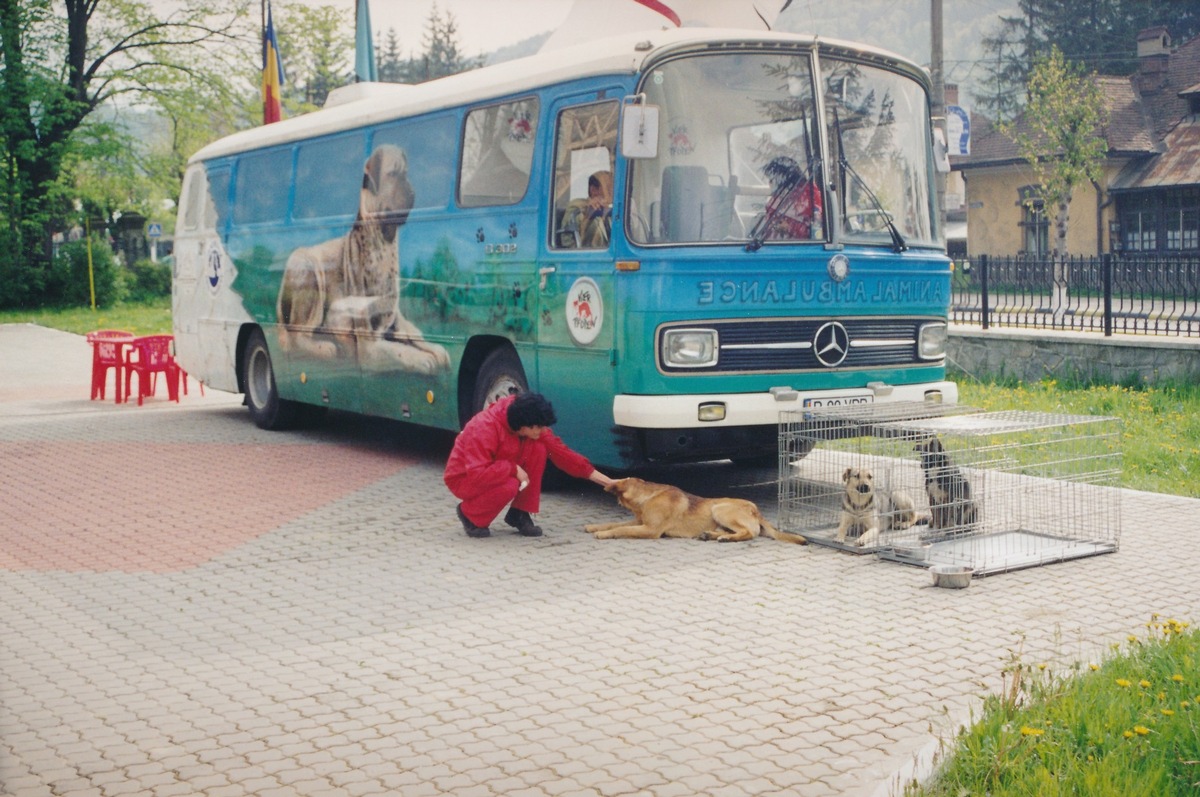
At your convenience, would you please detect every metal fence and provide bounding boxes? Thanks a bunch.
[951,254,1200,337]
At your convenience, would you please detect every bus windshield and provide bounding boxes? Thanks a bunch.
[628,50,938,249]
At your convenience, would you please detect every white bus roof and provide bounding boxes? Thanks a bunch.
[190,28,925,163]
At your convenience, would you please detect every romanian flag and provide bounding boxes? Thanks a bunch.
[261,0,284,124]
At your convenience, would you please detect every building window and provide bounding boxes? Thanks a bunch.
[1122,207,1158,251]
[1017,186,1049,256]
[1118,189,1199,253]
[1163,189,1199,251]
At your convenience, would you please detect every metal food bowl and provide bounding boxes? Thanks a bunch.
[929,564,973,589]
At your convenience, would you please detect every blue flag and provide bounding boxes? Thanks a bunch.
[355,0,377,82]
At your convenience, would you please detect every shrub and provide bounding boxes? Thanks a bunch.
[0,228,49,310]
[47,236,127,308]
[126,258,172,303]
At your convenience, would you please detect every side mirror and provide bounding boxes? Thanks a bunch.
[932,127,951,173]
[621,99,659,159]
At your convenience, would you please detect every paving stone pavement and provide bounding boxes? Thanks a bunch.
[1,322,1197,797]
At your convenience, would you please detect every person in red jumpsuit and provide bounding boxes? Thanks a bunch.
[444,392,614,538]
[762,156,823,241]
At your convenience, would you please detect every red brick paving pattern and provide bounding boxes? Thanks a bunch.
[0,441,412,573]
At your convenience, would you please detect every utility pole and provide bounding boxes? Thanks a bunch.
[931,0,947,236]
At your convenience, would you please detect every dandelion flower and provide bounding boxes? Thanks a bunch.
[1123,730,1134,739]
[1173,674,1184,683]
[1020,726,1045,737]
[1135,726,1150,736]
[1162,709,1175,716]
[1140,680,1152,688]
[1116,678,1132,688]
[1089,663,1099,671]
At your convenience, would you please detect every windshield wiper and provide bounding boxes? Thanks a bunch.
[745,173,794,252]
[834,109,907,253]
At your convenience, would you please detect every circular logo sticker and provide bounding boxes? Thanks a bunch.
[565,277,603,346]
[827,253,850,283]
[204,241,223,293]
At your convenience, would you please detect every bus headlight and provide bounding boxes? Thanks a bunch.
[661,328,718,368]
[918,322,947,360]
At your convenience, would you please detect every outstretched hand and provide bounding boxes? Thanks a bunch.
[588,470,615,488]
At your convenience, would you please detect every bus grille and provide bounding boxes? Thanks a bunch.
[657,317,939,374]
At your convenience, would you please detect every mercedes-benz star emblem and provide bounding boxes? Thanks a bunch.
[813,321,850,367]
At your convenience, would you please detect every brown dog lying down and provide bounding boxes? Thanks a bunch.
[585,477,807,544]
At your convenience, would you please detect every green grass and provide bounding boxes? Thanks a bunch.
[0,298,172,337]
[910,617,1200,797]
[954,372,1200,498]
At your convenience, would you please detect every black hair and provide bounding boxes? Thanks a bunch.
[763,156,802,190]
[507,392,557,430]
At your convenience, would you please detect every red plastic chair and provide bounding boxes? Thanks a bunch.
[176,366,205,397]
[86,330,134,403]
[122,334,181,405]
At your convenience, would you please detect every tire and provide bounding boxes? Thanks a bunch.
[242,328,311,430]
[468,347,528,424]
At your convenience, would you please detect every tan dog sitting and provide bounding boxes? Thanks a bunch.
[277,144,450,374]
[585,477,807,544]
[834,467,919,548]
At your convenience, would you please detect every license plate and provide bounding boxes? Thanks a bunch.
[803,394,874,409]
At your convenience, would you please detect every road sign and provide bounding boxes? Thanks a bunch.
[147,223,162,238]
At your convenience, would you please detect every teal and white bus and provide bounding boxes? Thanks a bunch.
[173,28,956,468]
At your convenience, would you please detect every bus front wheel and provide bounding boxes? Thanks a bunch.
[243,329,314,430]
[470,347,528,422]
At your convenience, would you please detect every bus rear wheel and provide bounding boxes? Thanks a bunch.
[243,328,318,430]
[469,347,528,423]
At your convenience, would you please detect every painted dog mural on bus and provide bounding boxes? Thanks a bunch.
[276,144,450,374]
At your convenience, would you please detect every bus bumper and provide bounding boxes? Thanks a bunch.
[610,381,959,464]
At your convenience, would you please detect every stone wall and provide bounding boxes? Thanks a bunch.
[947,326,1200,385]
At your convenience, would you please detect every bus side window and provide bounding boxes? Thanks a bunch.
[373,115,457,211]
[293,133,366,220]
[232,148,292,226]
[181,168,205,231]
[550,100,618,249]
[459,98,538,207]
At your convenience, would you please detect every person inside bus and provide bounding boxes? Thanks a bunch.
[761,156,823,241]
[444,392,615,538]
[560,170,613,248]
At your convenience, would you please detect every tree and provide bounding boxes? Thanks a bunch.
[403,3,482,83]
[977,0,1200,123]
[976,5,1038,124]
[377,27,405,83]
[1004,46,1107,315]
[276,3,351,109]
[0,0,249,308]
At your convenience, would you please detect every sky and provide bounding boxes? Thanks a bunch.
[303,0,574,57]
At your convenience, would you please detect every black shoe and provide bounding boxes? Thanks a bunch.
[504,508,543,537]
[457,504,491,538]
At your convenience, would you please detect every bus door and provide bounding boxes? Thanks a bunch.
[536,97,622,453]
[448,97,544,418]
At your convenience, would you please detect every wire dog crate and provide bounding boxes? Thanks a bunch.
[778,402,1122,576]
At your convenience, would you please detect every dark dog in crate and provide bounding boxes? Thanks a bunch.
[834,467,919,548]
[914,436,979,537]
